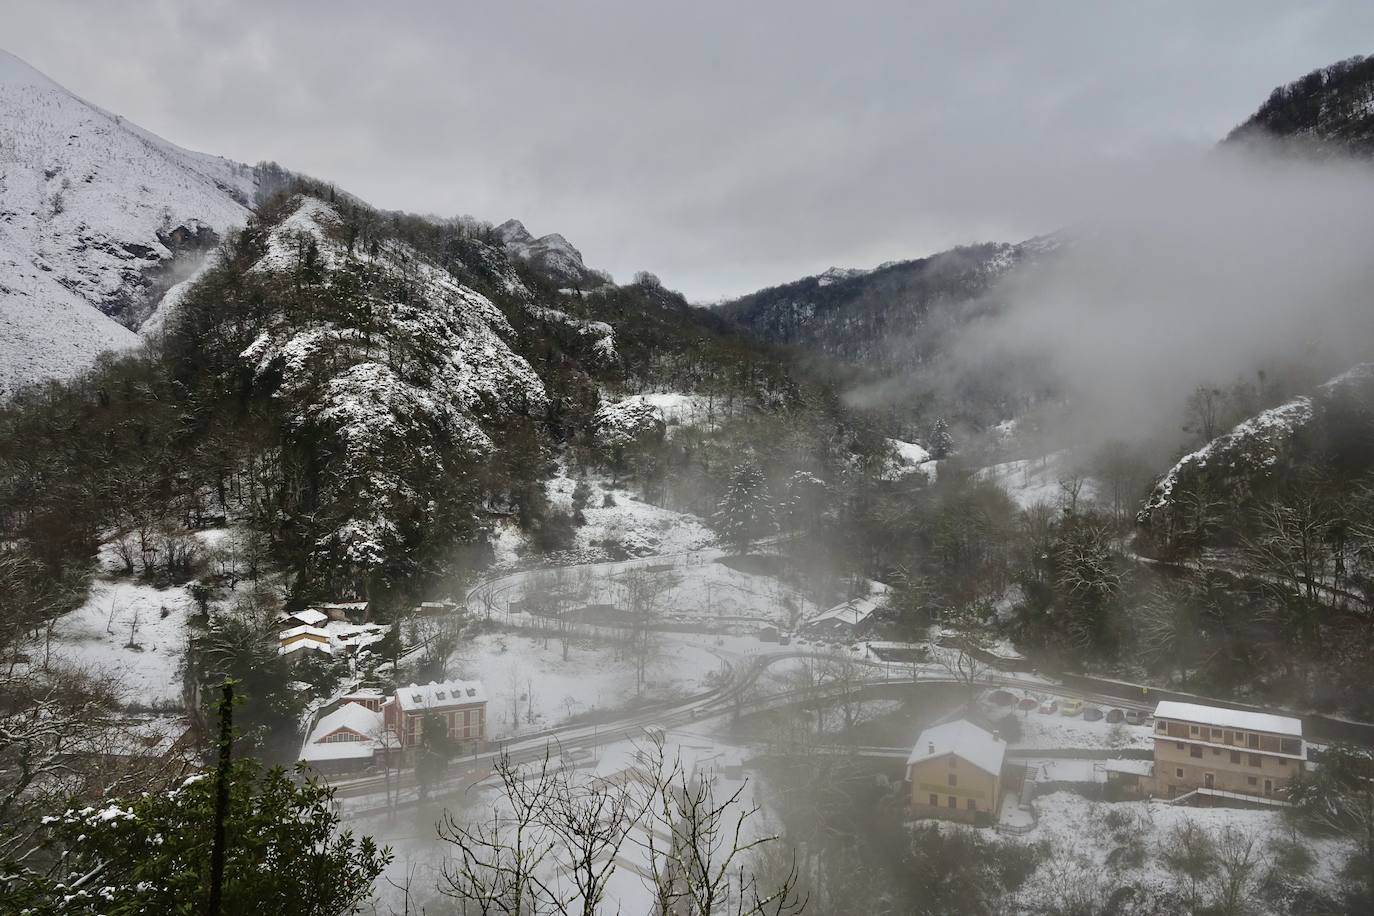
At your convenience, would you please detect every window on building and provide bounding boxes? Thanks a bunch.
[1190,725,1200,736]
[1190,746,1203,759]
[1156,721,1167,733]
[1230,751,1241,764]
[947,796,956,808]
[1176,741,1185,750]
[1249,754,1261,767]
[1247,733,1260,749]
[929,794,938,806]
[1211,728,1222,740]
[948,774,958,787]
[1176,768,1184,779]
[1248,776,1258,786]
[1280,738,1302,755]
[966,799,976,811]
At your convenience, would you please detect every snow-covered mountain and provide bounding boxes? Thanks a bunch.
[0,48,258,394]
[494,218,607,288]
[1138,364,1374,547]
[717,240,1040,373]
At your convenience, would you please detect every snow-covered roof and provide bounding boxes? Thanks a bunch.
[906,719,1006,775]
[809,594,882,628]
[1153,701,1302,737]
[301,703,389,762]
[311,702,383,742]
[395,679,486,712]
[280,609,329,626]
[1102,759,1154,777]
[279,624,330,641]
[279,641,334,656]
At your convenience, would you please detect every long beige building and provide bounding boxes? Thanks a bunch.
[1152,700,1304,802]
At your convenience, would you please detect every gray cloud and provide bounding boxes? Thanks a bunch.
[946,143,1374,452]
[5,0,1373,299]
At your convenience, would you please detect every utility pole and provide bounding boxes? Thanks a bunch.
[207,680,235,916]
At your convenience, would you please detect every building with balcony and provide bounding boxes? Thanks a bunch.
[1151,700,1304,804]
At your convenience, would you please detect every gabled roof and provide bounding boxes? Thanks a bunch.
[312,702,383,742]
[808,594,882,629]
[1153,701,1302,738]
[301,702,384,762]
[395,679,486,712]
[906,719,1006,775]
[282,608,329,626]
[278,639,333,656]
[279,624,330,641]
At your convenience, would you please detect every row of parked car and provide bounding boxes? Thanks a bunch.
[998,690,1150,724]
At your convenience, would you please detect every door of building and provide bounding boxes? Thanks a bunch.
[1204,773,1214,789]
[1264,779,1273,797]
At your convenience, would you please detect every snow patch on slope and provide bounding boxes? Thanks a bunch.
[0,48,255,393]
[1141,396,1314,517]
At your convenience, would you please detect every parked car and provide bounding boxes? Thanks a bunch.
[1105,708,1125,723]
[1039,699,1058,715]
[1124,709,1149,726]
[1018,696,1039,712]
[1082,706,1104,721]
[1060,698,1084,716]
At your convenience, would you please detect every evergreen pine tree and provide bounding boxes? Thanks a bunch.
[713,463,773,555]
[929,417,954,459]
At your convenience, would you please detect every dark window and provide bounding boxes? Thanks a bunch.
[1248,776,1258,786]
[1247,733,1260,749]
[1176,768,1184,779]
[1249,754,1261,767]
[1230,751,1241,764]
[1211,728,1222,740]
[1176,741,1185,750]
[948,774,957,787]
[1190,746,1203,759]
[1280,738,1302,755]
[966,799,976,811]
[947,796,956,808]
[929,793,938,806]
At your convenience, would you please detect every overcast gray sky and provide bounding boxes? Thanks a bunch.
[4,1,1372,300]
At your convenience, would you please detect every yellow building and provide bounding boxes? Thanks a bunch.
[906,719,1006,825]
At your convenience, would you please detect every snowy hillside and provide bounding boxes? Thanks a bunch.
[1138,364,1374,539]
[0,48,257,394]
[240,196,548,570]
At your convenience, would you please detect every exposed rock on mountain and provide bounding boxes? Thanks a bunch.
[0,48,258,394]
[494,218,608,288]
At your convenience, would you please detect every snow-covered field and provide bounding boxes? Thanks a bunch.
[1013,791,1354,907]
[43,575,193,707]
[33,526,263,708]
[490,470,717,567]
[358,728,765,915]
[449,630,728,738]
[995,706,1155,751]
[978,451,1100,510]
